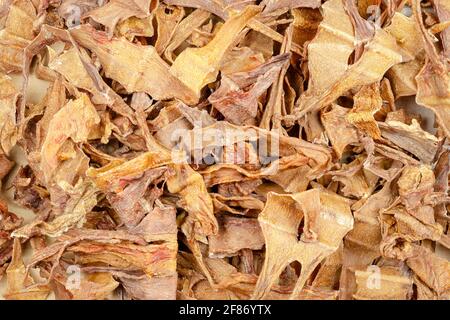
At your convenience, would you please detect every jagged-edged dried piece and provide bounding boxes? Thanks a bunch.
[209,54,290,125]
[353,266,412,300]
[297,28,403,117]
[0,0,36,73]
[70,25,198,104]
[0,74,19,155]
[378,120,439,164]
[304,0,355,95]
[87,150,218,237]
[106,167,169,228]
[155,4,185,54]
[321,104,359,158]
[385,13,423,61]
[163,0,256,19]
[347,83,382,139]
[397,165,435,210]
[413,0,450,138]
[406,245,450,299]
[433,0,450,59]
[12,183,98,239]
[4,239,50,300]
[40,94,100,182]
[84,0,155,36]
[261,0,321,12]
[164,9,211,62]
[130,206,178,243]
[115,15,155,39]
[385,13,424,98]
[166,164,218,237]
[169,6,261,101]
[208,216,264,257]
[252,190,353,299]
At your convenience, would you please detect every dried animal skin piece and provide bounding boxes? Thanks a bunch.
[208,216,264,258]
[433,0,450,59]
[164,9,211,63]
[347,83,382,139]
[321,104,359,159]
[4,239,50,300]
[0,200,23,280]
[261,0,321,13]
[406,245,450,299]
[0,74,19,155]
[385,13,424,98]
[169,6,261,102]
[297,28,403,118]
[163,0,256,20]
[378,120,440,164]
[353,266,412,300]
[85,0,155,37]
[70,25,198,104]
[12,183,98,238]
[155,4,185,54]
[40,93,100,182]
[166,164,218,238]
[252,190,353,299]
[209,54,290,125]
[413,0,450,138]
[303,0,355,97]
[0,0,36,73]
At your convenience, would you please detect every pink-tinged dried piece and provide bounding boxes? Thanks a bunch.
[87,150,218,237]
[130,206,178,243]
[85,0,155,36]
[252,189,353,299]
[406,245,450,299]
[208,216,264,257]
[106,167,169,228]
[4,239,50,300]
[378,120,440,164]
[433,0,450,59]
[169,5,261,102]
[117,271,177,300]
[209,54,290,125]
[70,25,198,104]
[12,183,98,239]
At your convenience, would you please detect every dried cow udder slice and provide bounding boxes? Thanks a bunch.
[0,0,449,301]
[252,190,353,299]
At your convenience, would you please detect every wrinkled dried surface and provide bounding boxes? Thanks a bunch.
[0,0,448,300]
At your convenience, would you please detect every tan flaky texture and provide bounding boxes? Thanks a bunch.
[0,0,448,300]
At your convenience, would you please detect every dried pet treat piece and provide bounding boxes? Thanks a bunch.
[208,216,264,257]
[0,0,449,301]
[85,0,156,36]
[169,6,260,101]
[252,190,353,299]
